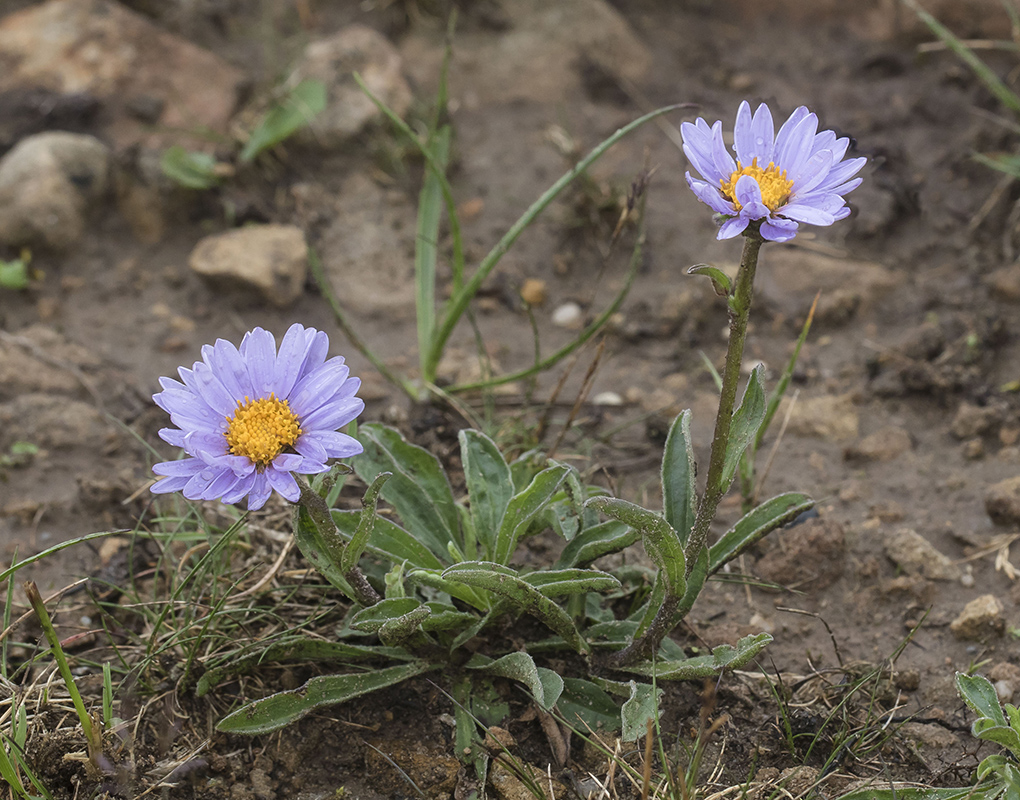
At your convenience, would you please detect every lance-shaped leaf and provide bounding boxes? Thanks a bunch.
[957,673,1020,756]
[460,429,514,559]
[407,568,490,612]
[719,365,767,491]
[622,633,772,680]
[836,788,994,800]
[662,410,697,546]
[217,662,436,734]
[466,652,563,711]
[350,598,430,646]
[556,520,639,569]
[585,497,686,599]
[355,424,459,560]
[708,492,814,575]
[196,639,414,697]
[421,601,478,634]
[332,510,444,571]
[341,471,391,574]
[593,677,663,743]
[240,79,327,162]
[443,562,588,653]
[493,464,571,565]
[687,264,732,297]
[522,568,622,598]
[293,504,358,600]
[558,678,621,732]
[543,467,588,542]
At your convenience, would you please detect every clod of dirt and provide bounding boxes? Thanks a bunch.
[285,25,412,150]
[951,402,1003,440]
[364,740,460,799]
[883,528,961,582]
[753,517,846,591]
[189,224,308,307]
[844,426,912,462]
[778,393,859,442]
[0,324,101,400]
[950,594,1005,640]
[985,263,1020,303]
[984,475,1020,526]
[0,131,109,250]
[490,758,567,800]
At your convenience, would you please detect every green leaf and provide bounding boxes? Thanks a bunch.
[958,672,1011,729]
[619,681,663,743]
[687,264,732,297]
[340,471,391,573]
[406,567,490,612]
[466,652,564,711]
[240,79,327,162]
[493,464,570,564]
[836,789,996,800]
[661,409,697,546]
[0,257,30,290]
[216,662,436,735]
[557,678,621,733]
[331,510,444,571]
[421,601,477,633]
[720,365,767,491]
[415,125,450,381]
[354,424,459,561]
[293,504,358,600]
[708,492,814,575]
[442,562,588,653]
[159,145,222,189]
[522,568,621,598]
[350,598,427,633]
[585,497,686,599]
[622,633,772,681]
[460,429,514,559]
[555,520,639,568]
[973,718,1020,754]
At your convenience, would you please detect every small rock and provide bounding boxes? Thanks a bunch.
[951,402,1001,439]
[986,263,1020,303]
[0,131,109,250]
[779,394,859,442]
[286,25,412,150]
[990,663,1020,703]
[754,518,846,591]
[520,278,547,306]
[884,528,961,581]
[189,224,307,307]
[994,680,1015,704]
[592,391,623,406]
[894,669,920,691]
[962,438,984,460]
[985,476,1020,526]
[844,426,912,462]
[552,301,584,330]
[950,594,1005,640]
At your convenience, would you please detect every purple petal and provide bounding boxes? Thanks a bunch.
[204,469,242,500]
[710,129,736,183]
[717,216,749,239]
[833,205,852,221]
[275,324,319,400]
[222,472,257,505]
[265,467,300,502]
[306,430,364,459]
[240,328,278,398]
[246,474,273,511]
[774,111,818,178]
[288,359,352,417]
[153,458,204,478]
[301,397,365,432]
[750,103,775,164]
[681,120,726,183]
[294,434,329,464]
[734,175,769,220]
[185,361,237,417]
[159,428,186,447]
[732,101,754,164]
[759,217,799,242]
[150,476,192,494]
[812,157,865,193]
[687,174,735,215]
[777,202,835,226]
[272,453,305,472]
[203,339,252,400]
[790,149,833,194]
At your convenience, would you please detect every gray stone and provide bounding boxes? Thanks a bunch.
[286,25,412,150]
[845,426,912,462]
[884,528,961,581]
[189,224,308,307]
[950,594,1005,640]
[0,131,109,250]
[0,0,244,150]
[985,475,1020,526]
[318,172,416,316]
[779,394,859,442]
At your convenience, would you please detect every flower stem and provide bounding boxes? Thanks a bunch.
[296,479,381,607]
[610,229,763,668]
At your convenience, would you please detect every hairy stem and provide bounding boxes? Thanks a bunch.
[611,229,763,668]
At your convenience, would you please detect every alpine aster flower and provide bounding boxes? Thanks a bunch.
[681,101,865,243]
[151,324,364,511]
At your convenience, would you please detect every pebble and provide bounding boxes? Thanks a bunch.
[844,426,912,462]
[285,25,412,150]
[188,224,308,307]
[520,278,547,306]
[592,391,623,406]
[0,131,110,250]
[984,476,1020,526]
[552,301,584,330]
[883,528,961,581]
[949,594,1005,640]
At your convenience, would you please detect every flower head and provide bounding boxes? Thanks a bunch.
[151,323,364,511]
[681,101,865,243]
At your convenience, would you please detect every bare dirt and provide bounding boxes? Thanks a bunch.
[2,0,1020,798]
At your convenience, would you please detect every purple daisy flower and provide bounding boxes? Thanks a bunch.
[681,101,866,243]
[150,323,364,511]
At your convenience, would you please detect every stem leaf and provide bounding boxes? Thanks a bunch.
[466,652,564,710]
[662,409,697,546]
[460,429,514,559]
[493,464,571,565]
[708,492,814,575]
[720,364,767,492]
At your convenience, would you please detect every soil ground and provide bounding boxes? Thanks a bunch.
[2,1,1020,798]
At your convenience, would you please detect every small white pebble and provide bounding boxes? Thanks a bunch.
[592,391,624,407]
[995,680,1015,703]
[960,568,975,588]
[80,616,91,626]
[552,302,583,330]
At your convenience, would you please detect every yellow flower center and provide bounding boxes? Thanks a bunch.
[224,394,302,468]
[719,158,793,212]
